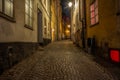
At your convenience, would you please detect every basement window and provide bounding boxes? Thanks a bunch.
[25,0,33,30]
[0,0,15,22]
[90,0,99,25]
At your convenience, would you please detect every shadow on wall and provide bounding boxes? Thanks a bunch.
[0,43,38,75]
[87,36,110,60]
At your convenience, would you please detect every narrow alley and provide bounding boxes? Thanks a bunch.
[0,0,120,79]
[0,40,116,80]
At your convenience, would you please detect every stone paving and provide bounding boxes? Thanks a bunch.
[0,40,117,80]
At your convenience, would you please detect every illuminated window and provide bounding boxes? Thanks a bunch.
[0,0,13,17]
[90,0,99,25]
[25,0,33,27]
[44,28,47,35]
[44,17,46,26]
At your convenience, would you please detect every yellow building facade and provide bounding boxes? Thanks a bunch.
[51,0,57,41]
[86,0,120,58]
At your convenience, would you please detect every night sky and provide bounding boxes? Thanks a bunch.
[61,0,71,21]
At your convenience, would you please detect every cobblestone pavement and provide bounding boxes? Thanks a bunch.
[0,40,117,80]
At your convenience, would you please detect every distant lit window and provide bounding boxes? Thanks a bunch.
[44,18,47,35]
[44,17,46,26]
[25,0,33,27]
[90,0,99,25]
[0,0,14,17]
[44,27,47,35]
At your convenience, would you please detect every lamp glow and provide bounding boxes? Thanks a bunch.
[68,25,70,28]
[68,2,72,7]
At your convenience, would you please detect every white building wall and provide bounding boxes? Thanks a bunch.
[0,0,38,42]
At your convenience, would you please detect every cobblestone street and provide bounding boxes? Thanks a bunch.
[0,40,117,80]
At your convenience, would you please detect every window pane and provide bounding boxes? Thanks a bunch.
[25,0,33,27]
[25,0,29,4]
[0,0,2,11]
[10,3,13,17]
[4,0,13,17]
[95,15,99,23]
[91,18,95,25]
[30,8,32,17]
[30,18,33,27]
[91,11,95,18]
[95,7,98,15]
[90,0,99,25]
[90,4,95,11]
[25,4,29,14]
[25,14,29,25]
[5,0,11,16]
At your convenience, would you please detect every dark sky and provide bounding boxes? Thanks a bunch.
[61,0,71,19]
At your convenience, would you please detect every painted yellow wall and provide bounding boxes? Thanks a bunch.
[86,0,120,49]
[51,0,57,41]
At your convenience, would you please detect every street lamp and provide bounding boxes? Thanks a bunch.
[68,25,70,28]
[68,2,72,39]
[68,2,72,7]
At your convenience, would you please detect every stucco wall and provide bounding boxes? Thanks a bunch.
[86,0,120,49]
[38,0,51,39]
[0,0,38,42]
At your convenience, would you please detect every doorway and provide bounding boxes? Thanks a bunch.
[38,9,43,44]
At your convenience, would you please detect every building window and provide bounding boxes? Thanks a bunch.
[25,0,33,28]
[44,18,47,36]
[44,27,47,35]
[90,0,99,25]
[0,0,2,12]
[44,17,46,26]
[0,0,14,18]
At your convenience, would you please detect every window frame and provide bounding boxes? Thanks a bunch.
[90,0,99,26]
[0,0,15,22]
[24,0,33,30]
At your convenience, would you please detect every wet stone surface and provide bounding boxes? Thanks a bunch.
[0,40,117,80]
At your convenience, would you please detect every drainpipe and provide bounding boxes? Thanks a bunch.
[81,0,87,48]
[50,0,52,42]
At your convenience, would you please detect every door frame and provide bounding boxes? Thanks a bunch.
[37,8,43,44]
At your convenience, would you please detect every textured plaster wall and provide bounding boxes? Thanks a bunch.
[0,0,38,42]
[39,0,51,39]
[86,0,120,48]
